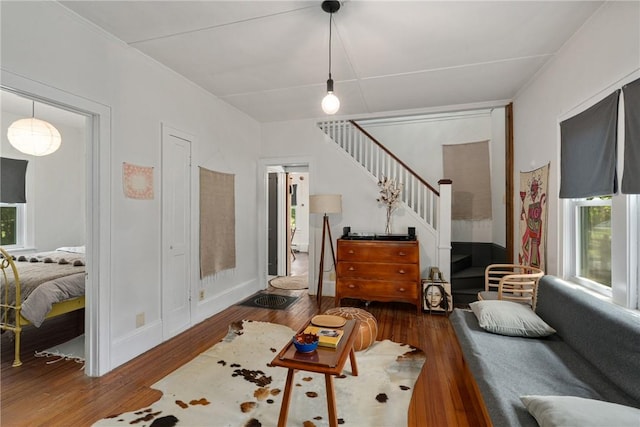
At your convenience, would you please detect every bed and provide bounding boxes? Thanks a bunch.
[0,246,86,367]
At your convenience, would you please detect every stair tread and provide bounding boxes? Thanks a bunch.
[451,266,485,279]
[451,254,471,263]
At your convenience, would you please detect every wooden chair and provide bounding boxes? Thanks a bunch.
[478,264,544,309]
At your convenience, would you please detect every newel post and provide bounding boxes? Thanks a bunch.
[437,179,452,282]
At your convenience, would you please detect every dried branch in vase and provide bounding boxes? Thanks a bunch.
[377,176,403,234]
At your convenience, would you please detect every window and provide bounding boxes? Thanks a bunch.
[0,203,25,248]
[560,77,640,309]
[575,197,611,288]
[565,194,639,306]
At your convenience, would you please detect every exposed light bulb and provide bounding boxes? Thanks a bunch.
[321,77,340,114]
[322,92,340,115]
[7,117,62,156]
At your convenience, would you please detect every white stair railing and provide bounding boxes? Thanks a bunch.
[318,120,442,229]
[318,119,452,279]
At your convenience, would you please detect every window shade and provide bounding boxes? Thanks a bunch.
[622,77,640,194]
[0,157,28,203]
[559,90,619,199]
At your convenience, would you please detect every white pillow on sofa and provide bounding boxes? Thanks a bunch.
[469,300,556,337]
[520,395,640,427]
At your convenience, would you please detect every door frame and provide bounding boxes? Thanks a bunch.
[258,157,313,289]
[1,70,112,376]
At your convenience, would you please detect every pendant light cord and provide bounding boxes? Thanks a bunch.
[328,13,333,80]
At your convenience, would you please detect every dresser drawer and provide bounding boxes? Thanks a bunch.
[337,262,419,281]
[337,241,418,263]
[337,279,419,300]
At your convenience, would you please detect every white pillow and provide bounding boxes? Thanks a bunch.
[521,395,640,427]
[469,300,556,337]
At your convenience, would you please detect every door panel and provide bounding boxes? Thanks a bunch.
[162,124,191,339]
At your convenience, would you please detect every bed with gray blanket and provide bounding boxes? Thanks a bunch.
[451,275,640,426]
[1,247,85,367]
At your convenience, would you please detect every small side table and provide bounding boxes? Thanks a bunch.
[271,319,359,427]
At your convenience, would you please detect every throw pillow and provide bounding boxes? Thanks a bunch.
[469,300,556,337]
[520,395,640,427]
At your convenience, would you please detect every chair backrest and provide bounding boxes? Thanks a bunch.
[484,264,544,309]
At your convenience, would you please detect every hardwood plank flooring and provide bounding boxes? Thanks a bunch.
[1,290,490,426]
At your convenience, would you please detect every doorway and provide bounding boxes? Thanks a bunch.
[265,163,310,282]
[0,87,92,372]
[2,71,112,376]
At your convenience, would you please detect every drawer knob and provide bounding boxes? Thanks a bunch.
[398,251,406,256]
[348,250,355,254]
[398,269,406,274]
[348,284,356,289]
[399,287,406,292]
[348,266,355,271]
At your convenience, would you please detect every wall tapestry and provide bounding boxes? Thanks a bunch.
[123,162,154,200]
[442,140,492,220]
[200,167,236,278]
[518,163,549,271]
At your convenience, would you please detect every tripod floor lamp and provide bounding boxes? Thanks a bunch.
[309,194,342,307]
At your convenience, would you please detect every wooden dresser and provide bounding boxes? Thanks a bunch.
[336,239,421,313]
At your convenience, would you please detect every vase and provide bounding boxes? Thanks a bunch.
[385,207,393,234]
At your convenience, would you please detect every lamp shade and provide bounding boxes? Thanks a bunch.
[310,194,342,214]
[7,117,61,156]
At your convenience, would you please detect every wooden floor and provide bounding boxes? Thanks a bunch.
[1,289,491,426]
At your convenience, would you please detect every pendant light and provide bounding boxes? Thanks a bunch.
[321,0,341,115]
[7,101,61,156]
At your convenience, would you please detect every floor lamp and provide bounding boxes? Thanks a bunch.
[309,194,342,308]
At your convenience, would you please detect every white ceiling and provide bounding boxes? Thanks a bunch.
[54,2,603,122]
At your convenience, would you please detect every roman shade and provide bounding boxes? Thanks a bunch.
[621,77,640,194]
[0,157,28,203]
[559,91,619,198]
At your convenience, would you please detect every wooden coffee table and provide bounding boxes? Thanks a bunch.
[271,318,359,427]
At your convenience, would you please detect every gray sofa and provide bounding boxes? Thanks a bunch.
[450,275,640,426]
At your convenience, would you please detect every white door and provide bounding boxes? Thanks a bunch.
[161,124,192,339]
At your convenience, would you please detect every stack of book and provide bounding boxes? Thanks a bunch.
[303,325,344,348]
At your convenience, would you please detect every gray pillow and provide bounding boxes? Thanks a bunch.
[469,300,556,337]
[521,395,640,427]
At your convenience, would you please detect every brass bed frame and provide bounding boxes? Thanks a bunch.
[0,247,85,367]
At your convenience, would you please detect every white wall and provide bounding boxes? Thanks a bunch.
[1,111,86,252]
[513,1,640,276]
[1,1,261,372]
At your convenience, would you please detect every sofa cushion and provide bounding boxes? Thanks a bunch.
[470,300,556,337]
[536,276,640,402]
[520,395,640,427]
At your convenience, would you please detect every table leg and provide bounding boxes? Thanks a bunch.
[349,347,359,376]
[277,368,295,427]
[325,374,338,427]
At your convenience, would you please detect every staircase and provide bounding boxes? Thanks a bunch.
[317,119,452,279]
[450,242,507,305]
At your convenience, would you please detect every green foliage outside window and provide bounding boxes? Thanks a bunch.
[1,206,17,246]
[578,200,611,287]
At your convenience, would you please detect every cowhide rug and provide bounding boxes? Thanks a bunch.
[93,320,425,427]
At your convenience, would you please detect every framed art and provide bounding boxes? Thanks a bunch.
[422,268,453,314]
